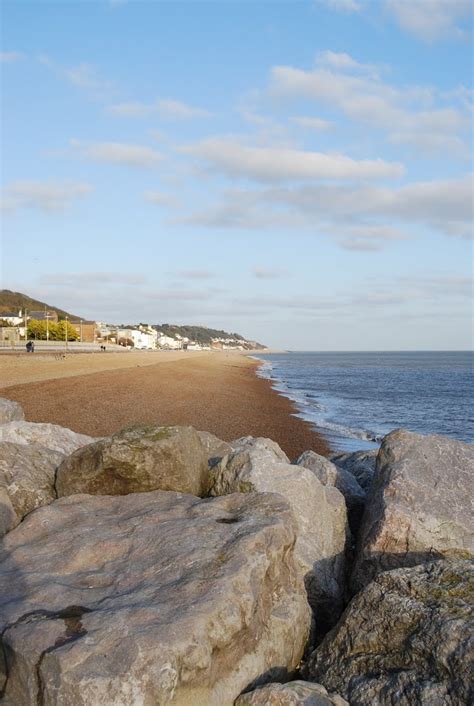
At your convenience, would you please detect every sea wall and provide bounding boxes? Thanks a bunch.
[0,398,472,705]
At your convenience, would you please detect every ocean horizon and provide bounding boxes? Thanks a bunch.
[252,350,474,452]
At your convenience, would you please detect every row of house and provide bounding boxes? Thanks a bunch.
[1,310,254,351]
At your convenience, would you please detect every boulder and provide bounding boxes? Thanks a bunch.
[0,488,17,537]
[231,435,290,463]
[0,398,24,424]
[352,429,474,591]
[0,442,64,531]
[329,449,378,493]
[235,681,348,705]
[197,430,232,466]
[304,560,474,706]
[56,425,209,498]
[295,451,366,533]
[0,421,94,455]
[209,438,349,630]
[0,490,310,706]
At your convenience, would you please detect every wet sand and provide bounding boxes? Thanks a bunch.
[0,351,330,459]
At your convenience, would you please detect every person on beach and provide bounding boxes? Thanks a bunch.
[26,341,32,353]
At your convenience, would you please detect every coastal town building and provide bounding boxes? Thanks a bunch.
[1,311,23,326]
[28,310,58,323]
[70,321,96,343]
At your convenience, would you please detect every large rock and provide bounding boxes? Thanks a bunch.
[197,430,232,466]
[295,451,366,533]
[0,399,24,424]
[0,488,17,537]
[0,442,64,533]
[56,424,209,498]
[209,438,348,631]
[231,435,291,463]
[352,429,474,590]
[236,681,348,705]
[0,490,310,706]
[329,449,378,493]
[0,421,94,455]
[304,560,473,706]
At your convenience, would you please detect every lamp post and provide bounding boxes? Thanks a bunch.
[65,316,68,353]
[80,319,83,343]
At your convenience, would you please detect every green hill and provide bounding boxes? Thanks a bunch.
[0,290,82,321]
[154,323,265,349]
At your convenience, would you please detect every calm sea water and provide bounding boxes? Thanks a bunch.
[252,351,474,452]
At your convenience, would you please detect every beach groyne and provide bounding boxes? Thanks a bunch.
[0,397,472,705]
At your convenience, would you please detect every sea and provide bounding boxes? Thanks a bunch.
[252,351,474,452]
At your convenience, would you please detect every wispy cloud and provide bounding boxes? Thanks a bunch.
[39,272,147,286]
[290,116,333,131]
[270,53,470,155]
[386,0,473,42]
[39,56,115,99]
[175,269,215,280]
[108,97,212,119]
[144,190,181,208]
[0,51,25,63]
[315,0,361,12]
[180,137,404,182]
[253,267,289,279]
[1,180,92,213]
[71,139,163,168]
[174,174,473,249]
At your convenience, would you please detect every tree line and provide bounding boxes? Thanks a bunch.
[27,319,79,341]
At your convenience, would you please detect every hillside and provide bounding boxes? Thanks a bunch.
[0,290,81,320]
[154,323,265,349]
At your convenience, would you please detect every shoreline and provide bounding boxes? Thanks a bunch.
[0,351,330,460]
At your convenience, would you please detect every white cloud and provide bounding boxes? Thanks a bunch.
[174,174,473,249]
[71,139,163,168]
[0,51,25,63]
[387,0,473,42]
[145,190,181,208]
[39,56,114,99]
[108,98,212,119]
[290,116,333,131]
[39,272,147,286]
[270,57,469,154]
[316,0,361,12]
[1,180,92,212]
[253,267,289,279]
[176,270,215,279]
[180,137,404,182]
[157,98,212,120]
[316,49,380,77]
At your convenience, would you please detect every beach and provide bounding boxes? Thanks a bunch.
[0,351,329,459]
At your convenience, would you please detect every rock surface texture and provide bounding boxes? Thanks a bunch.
[209,438,348,629]
[0,421,94,455]
[56,424,209,497]
[304,560,474,706]
[0,441,64,532]
[0,398,24,424]
[235,681,348,705]
[352,429,474,590]
[295,451,366,533]
[0,490,310,706]
[0,488,17,537]
[231,435,291,463]
[197,430,232,466]
[329,449,377,493]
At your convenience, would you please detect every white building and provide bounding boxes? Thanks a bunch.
[157,335,182,350]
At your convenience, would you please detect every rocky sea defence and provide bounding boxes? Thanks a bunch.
[0,398,472,705]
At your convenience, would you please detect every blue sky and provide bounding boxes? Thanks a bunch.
[1,0,473,349]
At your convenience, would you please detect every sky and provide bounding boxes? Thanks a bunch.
[1,0,473,350]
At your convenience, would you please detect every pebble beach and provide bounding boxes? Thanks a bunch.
[0,350,329,459]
